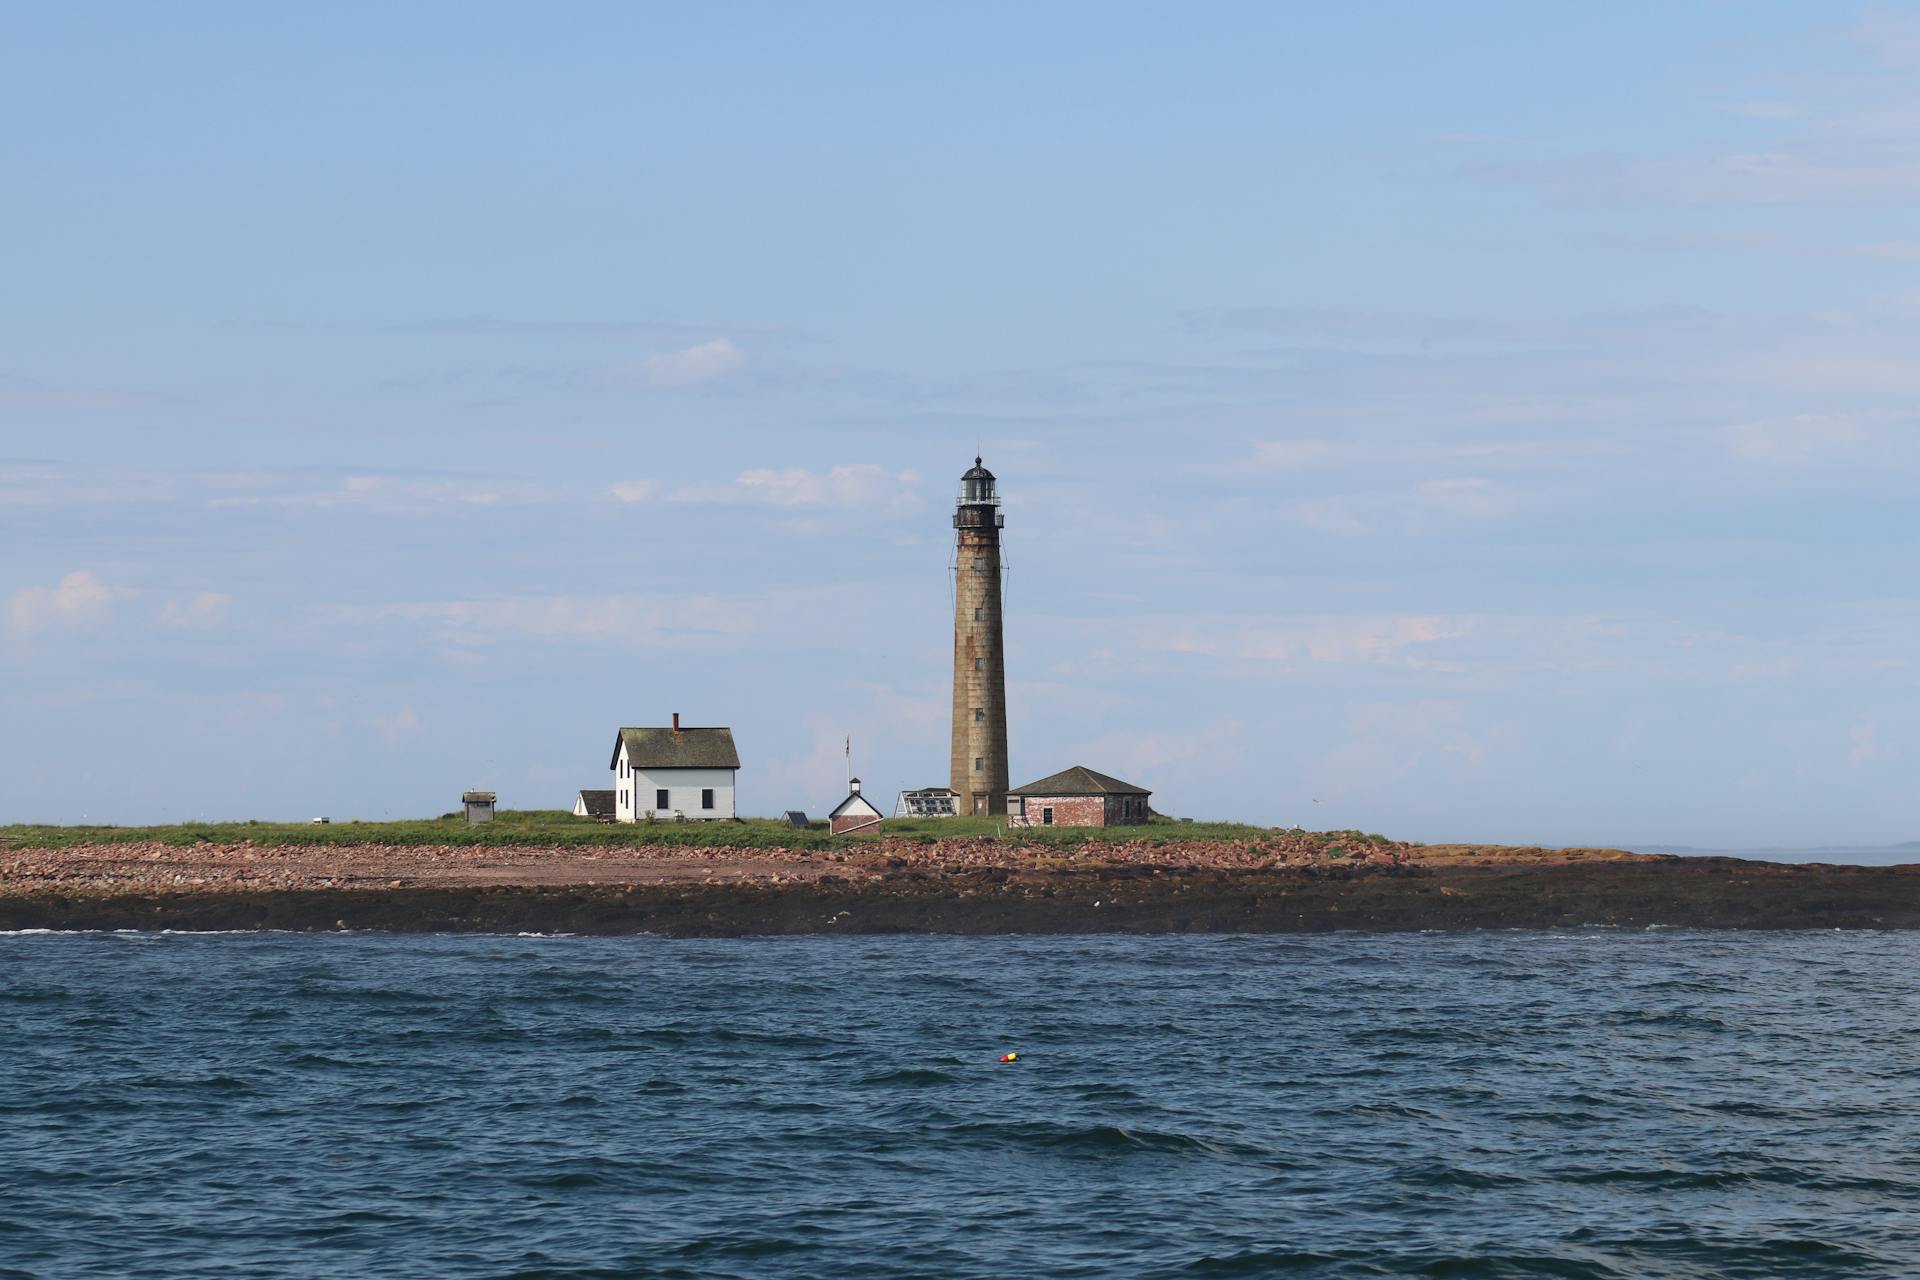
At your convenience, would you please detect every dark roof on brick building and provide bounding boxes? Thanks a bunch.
[1008,766,1150,797]
[609,726,741,770]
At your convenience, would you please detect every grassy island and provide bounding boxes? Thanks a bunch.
[3,812,1916,935]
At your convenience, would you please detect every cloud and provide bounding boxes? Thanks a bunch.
[1313,700,1498,802]
[1144,613,1476,671]
[10,571,114,636]
[1283,495,1374,537]
[158,592,231,629]
[1249,439,1338,470]
[344,592,766,646]
[1470,148,1920,209]
[761,720,859,810]
[734,464,916,509]
[207,473,503,509]
[1414,476,1514,519]
[373,705,425,748]
[672,464,920,511]
[1063,719,1249,793]
[610,338,747,389]
[1853,11,1920,67]
[1727,415,1864,464]
[1464,17,1920,212]
[1848,717,1887,767]
[609,480,660,503]
[1720,100,1803,120]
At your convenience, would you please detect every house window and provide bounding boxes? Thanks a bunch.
[655,789,669,810]
[701,788,714,810]
[973,707,984,721]
[1042,807,1054,826]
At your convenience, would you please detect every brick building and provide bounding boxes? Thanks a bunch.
[1007,766,1152,828]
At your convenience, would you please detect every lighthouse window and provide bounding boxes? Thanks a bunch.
[973,657,982,671]
[973,608,982,621]
[974,757,983,771]
[972,557,984,570]
[974,707,984,721]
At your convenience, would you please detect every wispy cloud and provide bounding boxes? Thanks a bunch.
[9,571,115,636]
[609,480,660,503]
[1727,414,1864,464]
[606,338,747,390]
[1467,16,1920,210]
[207,473,505,509]
[1139,613,1478,672]
[671,464,920,511]
[158,592,232,629]
[1848,716,1887,767]
[373,704,425,748]
[10,572,234,639]
[341,592,766,646]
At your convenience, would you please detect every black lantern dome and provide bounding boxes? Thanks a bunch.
[960,456,997,504]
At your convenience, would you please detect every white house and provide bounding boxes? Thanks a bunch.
[610,714,740,822]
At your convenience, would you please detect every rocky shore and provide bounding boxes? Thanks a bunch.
[3,837,1917,933]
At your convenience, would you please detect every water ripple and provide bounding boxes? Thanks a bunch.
[4,930,1920,1277]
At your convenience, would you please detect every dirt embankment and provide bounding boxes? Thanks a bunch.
[2,837,1917,934]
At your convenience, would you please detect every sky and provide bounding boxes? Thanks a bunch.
[4,2,1918,847]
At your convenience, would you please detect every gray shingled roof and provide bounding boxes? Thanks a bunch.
[463,791,496,803]
[610,726,741,770]
[576,789,615,818]
[1008,765,1150,797]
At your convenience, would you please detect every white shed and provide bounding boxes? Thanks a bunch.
[828,779,885,835]
[463,791,496,824]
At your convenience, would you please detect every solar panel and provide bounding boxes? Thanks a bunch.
[785,811,812,829]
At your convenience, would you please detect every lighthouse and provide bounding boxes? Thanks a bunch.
[951,457,1010,814]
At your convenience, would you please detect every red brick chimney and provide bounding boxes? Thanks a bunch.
[671,712,681,733]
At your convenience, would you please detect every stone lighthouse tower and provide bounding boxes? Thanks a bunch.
[951,457,1009,814]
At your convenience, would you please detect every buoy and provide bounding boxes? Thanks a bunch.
[999,1052,1018,1063]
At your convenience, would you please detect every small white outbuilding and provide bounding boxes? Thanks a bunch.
[828,779,884,835]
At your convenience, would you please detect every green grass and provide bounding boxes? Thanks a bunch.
[0,811,1390,852]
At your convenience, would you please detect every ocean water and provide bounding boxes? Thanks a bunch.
[3,931,1918,1279]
